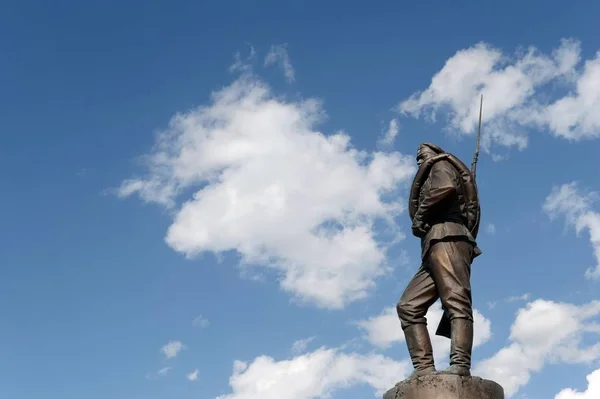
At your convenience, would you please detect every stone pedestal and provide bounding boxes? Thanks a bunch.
[383,374,504,399]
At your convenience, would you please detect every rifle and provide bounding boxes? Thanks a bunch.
[471,94,483,180]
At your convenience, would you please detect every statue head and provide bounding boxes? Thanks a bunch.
[416,142,444,165]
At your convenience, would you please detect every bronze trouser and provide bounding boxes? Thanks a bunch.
[397,238,474,329]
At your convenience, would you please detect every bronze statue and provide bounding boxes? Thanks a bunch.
[383,97,504,399]
[396,142,482,379]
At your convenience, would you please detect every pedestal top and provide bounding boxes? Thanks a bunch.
[383,374,504,399]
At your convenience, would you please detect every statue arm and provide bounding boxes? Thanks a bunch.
[412,161,457,236]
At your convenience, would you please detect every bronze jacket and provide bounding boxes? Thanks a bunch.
[413,159,481,259]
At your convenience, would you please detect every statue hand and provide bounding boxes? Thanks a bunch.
[412,219,429,238]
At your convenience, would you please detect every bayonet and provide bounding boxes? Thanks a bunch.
[471,94,483,180]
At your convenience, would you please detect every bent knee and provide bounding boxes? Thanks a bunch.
[396,300,425,323]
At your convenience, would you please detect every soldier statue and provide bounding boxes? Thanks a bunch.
[396,142,482,378]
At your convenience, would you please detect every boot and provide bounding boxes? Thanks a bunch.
[403,324,436,378]
[436,318,473,376]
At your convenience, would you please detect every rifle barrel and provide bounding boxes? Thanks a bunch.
[471,94,483,179]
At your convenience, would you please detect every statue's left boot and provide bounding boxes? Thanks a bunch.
[436,318,473,376]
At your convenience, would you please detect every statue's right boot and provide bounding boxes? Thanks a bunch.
[436,318,473,377]
[404,324,436,378]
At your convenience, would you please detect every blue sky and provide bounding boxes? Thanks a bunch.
[2,1,600,398]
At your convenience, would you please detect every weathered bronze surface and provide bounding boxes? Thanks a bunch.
[383,374,504,399]
[396,143,482,379]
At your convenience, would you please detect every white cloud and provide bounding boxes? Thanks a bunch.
[485,223,496,235]
[193,315,210,328]
[355,302,492,366]
[187,369,199,381]
[543,182,600,279]
[118,73,416,309]
[355,306,403,349]
[543,54,600,140]
[291,336,316,355]
[161,341,185,359]
[264,44,295,83]
[474,299,600,398]
[555,368,600,399]
[216,346,409,399]
[230,44,256,74]
[378,119,399,147]
[398,39,600,151]
[146,366,172,379]
[505,293,531,303]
